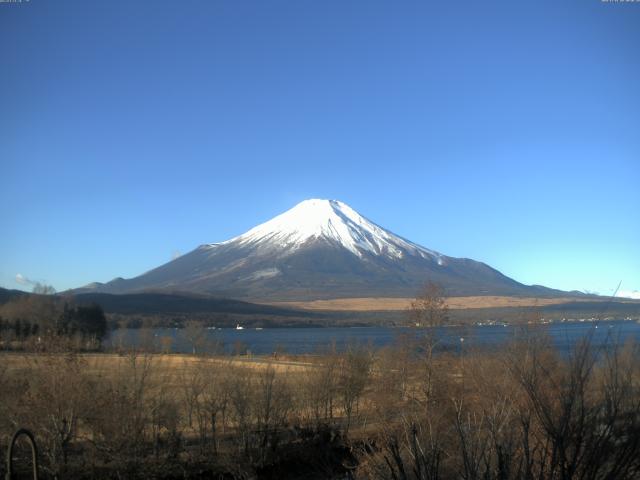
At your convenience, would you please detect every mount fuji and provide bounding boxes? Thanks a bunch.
[76,199,563,300]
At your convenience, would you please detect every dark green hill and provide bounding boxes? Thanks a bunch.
[69,291,311,317]
[0,287,29,305]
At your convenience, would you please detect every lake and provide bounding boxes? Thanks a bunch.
[105,319,640,355]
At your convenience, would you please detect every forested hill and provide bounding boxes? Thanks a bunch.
[70,292,310,316]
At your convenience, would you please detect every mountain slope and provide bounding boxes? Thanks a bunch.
[0,287,29,305]
[71,292,309,316]
[75,199,565,300]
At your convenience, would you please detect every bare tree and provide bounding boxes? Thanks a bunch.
[227,366,254,455]
[85,352,156,469]
[199,359,231,454]
[408,282,450,411]
[302,347,340,427]
[10,352,92,477]
[180,360,205,430]
[339,346,372,434]
[32,283,56,295]
[254,364,292,463]
[408,281,449,329]
[506,334,640,480]
[182,321,206,355]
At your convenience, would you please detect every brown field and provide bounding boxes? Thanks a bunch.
[0,352,314,375]
[3,340,640,479]
[267,295,616,311]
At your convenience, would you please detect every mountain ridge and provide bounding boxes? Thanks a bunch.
[72,199,575,301]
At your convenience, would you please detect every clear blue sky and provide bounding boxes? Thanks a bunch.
[1,0,638,297]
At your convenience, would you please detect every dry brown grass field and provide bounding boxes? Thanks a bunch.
[2,335,640,479]
[267,295,621,311]
[0,351,315,379]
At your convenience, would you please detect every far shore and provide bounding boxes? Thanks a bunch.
[265,295,640,312]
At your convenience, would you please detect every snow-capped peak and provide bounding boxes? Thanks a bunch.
[212,199,442,261]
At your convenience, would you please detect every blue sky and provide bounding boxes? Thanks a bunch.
[1,0,638,297]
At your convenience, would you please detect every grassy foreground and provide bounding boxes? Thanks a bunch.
[2,329,640,479]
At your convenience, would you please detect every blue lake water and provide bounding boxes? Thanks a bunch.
[105,320,640,355]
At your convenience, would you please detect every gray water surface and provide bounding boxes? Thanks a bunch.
[106,320,640,355]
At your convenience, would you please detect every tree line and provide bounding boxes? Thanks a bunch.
[0,294,107,348]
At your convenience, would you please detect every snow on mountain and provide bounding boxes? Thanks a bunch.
[72,198,562,300]
[206,199,442,261]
